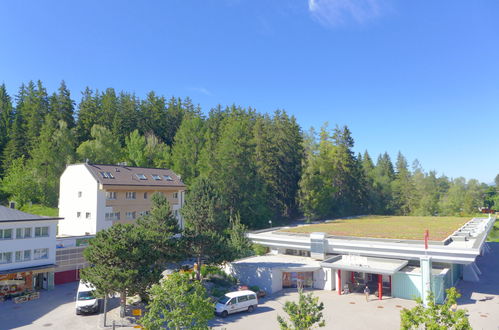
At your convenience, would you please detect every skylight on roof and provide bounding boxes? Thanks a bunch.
[152,174,161,181]
[163,175,173,181]
[136,173,147,180]
[100,171,115,179]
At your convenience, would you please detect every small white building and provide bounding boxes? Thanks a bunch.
[58,163,187,236]
[0,206,59,296]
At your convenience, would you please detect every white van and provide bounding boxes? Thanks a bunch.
[75,280,99,315]
[215,290,258,318]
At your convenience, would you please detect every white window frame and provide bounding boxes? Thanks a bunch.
[125,192,136,200]
[35,226,49,237]
[125,212,136,220]
[106,191,117,200]
[34,248,49,260]
[105,212,120,221]
[173,192,178,199]
[152,174,161,180]
[0,252,12,264]
[0,228,13,240]
[16,227,31,239]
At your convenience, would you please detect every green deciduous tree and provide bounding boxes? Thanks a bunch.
[0,156,39,206]
[139,272,214,330]
[77,124,122,164]
[400,287,471,330]
[277,288,326,330]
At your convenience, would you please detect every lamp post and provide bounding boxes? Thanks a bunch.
[268,220,272,228]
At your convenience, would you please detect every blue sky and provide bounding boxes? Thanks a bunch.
[1,0,498,183]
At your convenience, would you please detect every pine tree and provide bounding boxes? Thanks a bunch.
[75,87,101,143]
[171,114,205,185]
[0,84,13,175]
[392,152,415,215]
[49,81,75,128]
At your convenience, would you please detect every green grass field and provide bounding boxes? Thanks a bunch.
[282,215,470,241]
[487,220,499,242]
[20,204,59,217]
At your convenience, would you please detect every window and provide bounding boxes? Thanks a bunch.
[174,210,179,217]
[100,171,114,179]
[249,294,257,300]
[78,191,82,198]
[237,296,249,303]
[144,192,148,199]
[125,212,136,220]
[105,212,120,221]
[77,212,81,218]
[138,211,149,217]
[173,192,178,199]
[125,192,136,200]
[106,191,117,200]
[163,175,173,181]
[34,248,49,260]
[0,252,12,264]
[35,227,49,237]
[16,228,31,239]
[85,212,91,219]
[0,229,13,239]
[152,174,161,180]
[135,173,147,180]
[16,250,31,262]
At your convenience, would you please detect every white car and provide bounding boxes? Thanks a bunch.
[215,290,258,318]
[75,280,99,315]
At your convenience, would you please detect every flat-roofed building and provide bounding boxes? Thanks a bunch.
[58,163,186,236]
[227,215,496,304]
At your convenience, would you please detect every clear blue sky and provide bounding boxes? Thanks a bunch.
[1,1,498,183]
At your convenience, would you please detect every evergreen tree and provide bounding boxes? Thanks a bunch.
[171,114,205,184]
[49,80,75,128]
[75,87,101,143]
[181,177,229,281]
[0,84,13,175]
[392,152,415,215]
[81,223,161,317]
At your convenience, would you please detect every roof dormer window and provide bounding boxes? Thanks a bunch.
[163,175,173,181]
[152,174,161,181]
[136,173,147,180]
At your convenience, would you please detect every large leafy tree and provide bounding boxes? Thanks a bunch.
[0,156,39,206]
[277,289,326,330]
[77,124,122,164]
[139,273,214,330]
[400,287,471,330]
[81,223,161,317]
[181,176,230,280]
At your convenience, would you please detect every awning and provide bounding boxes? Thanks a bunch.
[321,255,408,275]
[0,264,57,276]
[279,266,321,272]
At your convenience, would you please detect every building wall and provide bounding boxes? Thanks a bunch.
[0,219,57,272]
[58,165,99,236]
[392,272,422,300]
[224,263,274,293]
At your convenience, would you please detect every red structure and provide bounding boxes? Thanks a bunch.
[54,269,79,285]
[378,274,382,300]
[337,270,342,295]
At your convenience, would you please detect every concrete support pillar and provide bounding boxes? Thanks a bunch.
[47,272,55,290]
[420,256,433,307]
[463,263,480,282]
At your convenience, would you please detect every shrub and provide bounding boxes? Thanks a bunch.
[249,285,260,293]
[253,244,268,256]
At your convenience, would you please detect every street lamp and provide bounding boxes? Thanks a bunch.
[268,220,272,228]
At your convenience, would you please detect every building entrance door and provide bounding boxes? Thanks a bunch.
[282,272,314,289]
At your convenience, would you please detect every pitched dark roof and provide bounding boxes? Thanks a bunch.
[0,206,61,222]
[84,164,186,188]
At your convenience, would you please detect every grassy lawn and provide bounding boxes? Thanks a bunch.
[282,215,470,241]
[487,220,499,242]
[19,204,59,217]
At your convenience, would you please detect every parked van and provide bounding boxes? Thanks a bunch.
[75,280,99,315]
[215,290,258,317]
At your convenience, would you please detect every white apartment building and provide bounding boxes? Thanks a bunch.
[58,163,187,236]
[0,206,59,297]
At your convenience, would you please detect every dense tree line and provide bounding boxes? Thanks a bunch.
[0,81,497,228]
